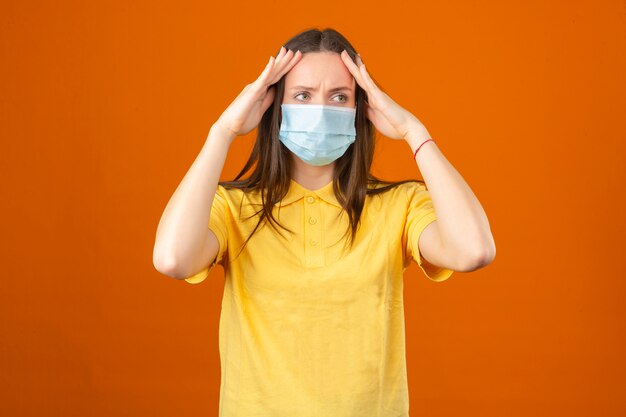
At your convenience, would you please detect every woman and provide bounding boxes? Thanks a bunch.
[153,28,495,417]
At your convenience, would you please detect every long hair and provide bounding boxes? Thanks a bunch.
[219,27,425,262]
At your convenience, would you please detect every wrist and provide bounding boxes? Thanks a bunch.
[209,122,237,146]
[405,129,432,155]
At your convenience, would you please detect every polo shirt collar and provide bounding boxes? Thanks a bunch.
[275,179,342,209]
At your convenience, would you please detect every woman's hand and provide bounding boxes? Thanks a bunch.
[340,50,430,143]
[214,46,303,143]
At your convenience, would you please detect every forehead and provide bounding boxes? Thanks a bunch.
[284,51,354,90]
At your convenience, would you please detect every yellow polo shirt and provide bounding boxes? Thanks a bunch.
[184,179,453,416]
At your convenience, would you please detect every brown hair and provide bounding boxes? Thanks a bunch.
[219,27,424,261]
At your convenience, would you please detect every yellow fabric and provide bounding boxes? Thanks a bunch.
[184,179,454,416]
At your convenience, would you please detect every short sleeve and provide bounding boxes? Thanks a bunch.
[403,182,454,282]
[184,185,229,284]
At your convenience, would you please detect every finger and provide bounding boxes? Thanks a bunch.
[275,46,287,61]
[340,50,370,94]
[266,46,290,79]
[256,55,276,86]
[270,50,302,84]
[279,50,302,76]
[359,63,379,93]
[273,46,291,67]
[273,48,298,74]
[248,55,276,94]
[348,52,380,94]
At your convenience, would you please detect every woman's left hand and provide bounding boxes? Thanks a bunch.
[340,50,429,142]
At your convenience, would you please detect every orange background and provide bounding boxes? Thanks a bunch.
[1,1,625,416]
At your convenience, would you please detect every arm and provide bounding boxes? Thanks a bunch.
[407,129,496,272]
[337,50,495,273]
[152,124,234,279]
[153,46,303,279]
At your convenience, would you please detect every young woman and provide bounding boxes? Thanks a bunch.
[154,28,495,417]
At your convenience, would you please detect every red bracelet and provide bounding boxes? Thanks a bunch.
[413,139,434,159]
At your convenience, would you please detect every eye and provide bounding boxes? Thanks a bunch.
[293,92,349,103]
[294,92,309,101]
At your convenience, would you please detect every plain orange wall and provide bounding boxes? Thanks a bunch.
[1,1,624,416]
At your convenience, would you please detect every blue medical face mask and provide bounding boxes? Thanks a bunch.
[278,103,357,166]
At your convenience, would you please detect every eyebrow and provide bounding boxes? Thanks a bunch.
[290,85,352,93]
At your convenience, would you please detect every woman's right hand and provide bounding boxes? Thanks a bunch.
[213,46,303,143]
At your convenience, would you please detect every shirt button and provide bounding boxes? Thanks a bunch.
[309,217,317,225]
[306,196,315,204]
[310,239,318,246]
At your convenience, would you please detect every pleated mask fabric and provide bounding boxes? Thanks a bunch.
[279,103,357,166]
